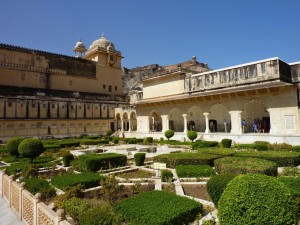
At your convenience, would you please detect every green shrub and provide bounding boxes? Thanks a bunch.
[79,203,123,225]
[115,191,202,225]
[159,140,191,146]
[43,144,61,151]
[292,146,300,152]
[21,164,39,179]
[80,153,127,172]
[143,137,153,144]
[58,139,80,148]
[161,169,173,182]
[234,143,256,149]
[214,157,278,176]
[64,197,90,221]
[63,152,74,167]
[51,172,103,191]
[6,137,24,157]
[18,138,44,162]
[112,137,119,144]
[164,129,174,140]
[221,139,232,148]
[187,130,197,142]
[206,174,237,207]
[269,143,293,151]
[192,140,219,149]
[278,177,300,210]
[106,130,113,136]
[124,137,144,144]
[255,143,268,151]
[197,148,236,157]
[176,165,215,178]
[279,167,300,177]
[218,174,298,225]
[80,139,109,145]
[154,152,220,168]
[23,178,56,200]
[54,184,84,209]
[254,141,270,145]
[134,153,146,166]
[235,150,300,166]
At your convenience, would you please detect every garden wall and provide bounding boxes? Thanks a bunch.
[1,171,71,225]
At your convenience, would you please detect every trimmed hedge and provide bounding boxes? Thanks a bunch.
[80,139,109,145]
[63,152,74,167]
[197,148,236,157]
[134,153,146,166]
[235,150,300,166]
[161,169,173,182]
[278,177,300,210]
[234,143,255,150]
[269,143,293,151]
[6,137,24,157]
[51,172,103,191]
[292,146,300,152]
[206,174,237,207]
[192,140,219,149]
[154,152,220,168]
[23,178,56,200]
[58,139,80,148]
[221,139,232,148]
[218,174,298,225]
[143,137,154,144]
[79,153,127,172]
[124,138,144,144]
[214,157,278,176]
[114,191,203,225]
[176,165,215,178]
[106,130,113,136]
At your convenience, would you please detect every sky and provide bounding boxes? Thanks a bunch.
[1,1,299,70]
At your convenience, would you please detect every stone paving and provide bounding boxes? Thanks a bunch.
[0,171,24,225]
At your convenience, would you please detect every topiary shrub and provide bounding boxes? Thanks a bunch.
[214,157,278,176]
[6,137,24,157]
[143,137,153,144]
[165,129,174,141]
[176,165,215,178]
[18,138,44,162]
[255,143,268,151]
[106,130,113,136]
[221,139,232,148]
[161,169,173,182]
[134,153,146,166]
[218,174,298,225]
[63,152,74,167]
[187,130,197,142]
[206,174,237,207]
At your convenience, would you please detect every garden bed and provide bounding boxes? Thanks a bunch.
[116,169,155,179]
[182,184,211,201]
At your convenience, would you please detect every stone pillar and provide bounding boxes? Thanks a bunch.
[229,111,242,134]
[203,112,210,134]
[161,115,169,132]
[121,119,124,132]
[266,109,273,135]
[182,114,188,133]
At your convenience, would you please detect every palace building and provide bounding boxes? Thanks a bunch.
[117,57,300,145]
[0,34,126,140]
[1,34,300,145]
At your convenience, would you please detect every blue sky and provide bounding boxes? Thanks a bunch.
[1,1,299,70]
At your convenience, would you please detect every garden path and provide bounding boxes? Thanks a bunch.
[0,170,25,225]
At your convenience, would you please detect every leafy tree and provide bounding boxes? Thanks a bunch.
[6,136,24,157]
[187,130,197,142]
[18,138,44,162]
[164,130,174,141]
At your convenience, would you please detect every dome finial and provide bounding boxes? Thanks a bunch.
[101,33,106,39]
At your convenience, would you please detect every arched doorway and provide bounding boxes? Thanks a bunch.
[130,112,137,131]
[187,106,204,132]
[149,111,162,132]
[242,100,270,133]
[169,108,184,132]
[123,112,129,131]
[209,104,230,132]
[116,113,121,131]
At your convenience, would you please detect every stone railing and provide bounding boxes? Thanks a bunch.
[1,171,71,225]
[185,58,290,93]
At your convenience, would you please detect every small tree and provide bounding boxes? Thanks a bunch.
[187,130,197,142]
[100,175,120,204]
[164,130,174,141]
[63,152,74,167]
[6,136,24,157]
[18,138,44,162]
